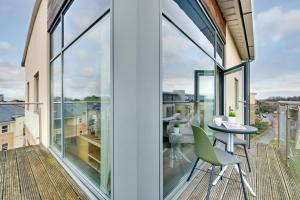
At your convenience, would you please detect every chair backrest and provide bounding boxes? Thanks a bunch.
[191,124,221,166]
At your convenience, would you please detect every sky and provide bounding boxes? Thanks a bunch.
[251,0,300,99]
[0,0,34,100]
[0,0,300,100]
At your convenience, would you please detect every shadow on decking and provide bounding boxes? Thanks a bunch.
[178,143,300,200]
[0,145,88,200]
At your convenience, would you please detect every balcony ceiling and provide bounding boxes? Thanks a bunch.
[217,0,255,60]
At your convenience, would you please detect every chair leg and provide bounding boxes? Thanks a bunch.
[187,158,199,182]
[213,139,217,146]
[243,144,252,172]
[220,165,223,180]
[206,165,215,200]
[237,163,248,200]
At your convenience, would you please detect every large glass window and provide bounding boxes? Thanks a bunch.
[50,1,111,197]
[63,15,111,194]
[50,57,62,153]
[50,21,61,59]
[162,17,215,197]
[63,0,110,46]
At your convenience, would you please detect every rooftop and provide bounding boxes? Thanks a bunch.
[0,105,24,122]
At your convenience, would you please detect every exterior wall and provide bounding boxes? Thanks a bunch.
[0,121,14,150]
[0,117,25,150]
[225,26,242,68]
[24,0,49,147]
[224,26,243,124]
[200,0,226,40]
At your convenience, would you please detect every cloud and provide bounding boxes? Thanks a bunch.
[256,7,300,41]
[252,72,300,99]
[0,58,24,99]
[0,41,15,52]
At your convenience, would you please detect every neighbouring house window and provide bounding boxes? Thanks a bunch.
[2,125,8,133]
[235,78,239,109]
[2,143,8,151]
[34,72,39,112]
[26,82,30,110]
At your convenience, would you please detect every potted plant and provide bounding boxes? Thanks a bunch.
[174,109,181,119]
[173,123,180,134]
[228,111,237,123]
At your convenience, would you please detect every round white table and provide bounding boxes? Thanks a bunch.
[208,123,258,197]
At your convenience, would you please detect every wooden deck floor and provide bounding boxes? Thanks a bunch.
[178,143,300,200]
[0,145,88,200]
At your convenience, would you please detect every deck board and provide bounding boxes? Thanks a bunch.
[3,149,22,200]
[16,147,41,200]
[179,143,300,200]
[0,145,88,200]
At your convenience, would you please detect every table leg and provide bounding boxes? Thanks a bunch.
[233,164,256,197]
[177,144,191,163]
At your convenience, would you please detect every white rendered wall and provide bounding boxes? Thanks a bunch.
[24,0,49,147]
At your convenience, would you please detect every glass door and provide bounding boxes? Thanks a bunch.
[194,70,215,132]
[223,63,250,125]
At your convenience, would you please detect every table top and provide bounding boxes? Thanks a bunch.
[208,123,258,134]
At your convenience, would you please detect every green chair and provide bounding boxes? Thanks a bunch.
[187,125,248,200]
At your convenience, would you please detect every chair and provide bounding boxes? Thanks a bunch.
[212,115,252,172]
[213,133,251,172]
[187,125,247,200]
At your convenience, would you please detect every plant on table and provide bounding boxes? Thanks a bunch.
[228,108,237,123]
[173,123,180,134]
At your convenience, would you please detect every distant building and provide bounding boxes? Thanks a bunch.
[0,105,25,150]
[0,94,4,102]
[250,93,257,125]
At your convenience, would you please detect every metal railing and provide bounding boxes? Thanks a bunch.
[278,101,300,173]
[0,102,42,151]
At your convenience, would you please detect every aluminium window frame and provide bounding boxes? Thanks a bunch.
[161,1,226,199]
[48,0,113,199]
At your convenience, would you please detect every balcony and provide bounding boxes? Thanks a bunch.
[0,103,88,199]
[0,145,88,199]
[1,102,300,199]
[179,141,300,200]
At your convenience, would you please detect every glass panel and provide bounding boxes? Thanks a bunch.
[162,17,215,197]
[63,0,110,46]
[162,0,215,56]
[195,70,215,133]
[63,15,111,196]
[50,57,62,153]
[216,36,224,65]
[50,21,62,59]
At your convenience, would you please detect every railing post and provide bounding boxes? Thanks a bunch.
[286,105,289,166]
[278,106,280,148]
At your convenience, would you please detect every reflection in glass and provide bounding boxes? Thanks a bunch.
[50,57,62,152]
[63,0,110,46]
[63,15,111,195]
[216,36,224,65]
[50,21,62,59]
[162,17,215,197]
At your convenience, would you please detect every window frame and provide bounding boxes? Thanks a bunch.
[1,125,8,134]
[26,82,30,111]
[161,0,226,198]
[48,1,112,199]
[34,72,39,112]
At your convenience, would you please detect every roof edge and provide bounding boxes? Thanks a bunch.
[21,0,42,67]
